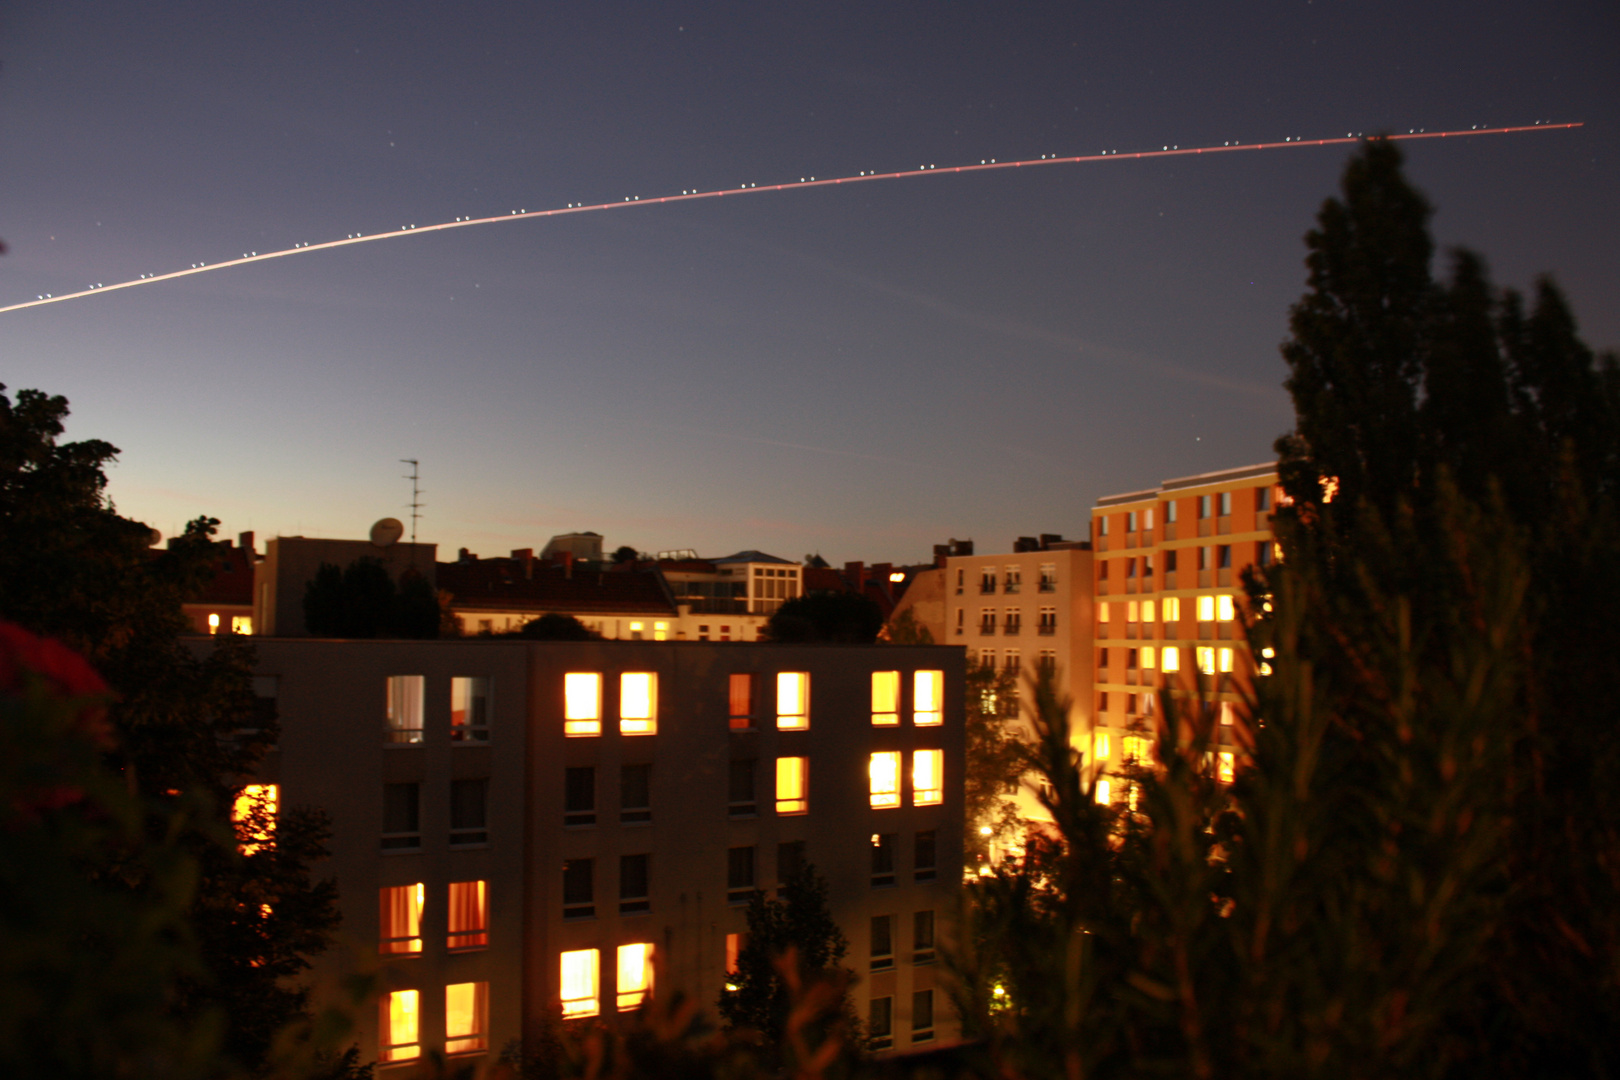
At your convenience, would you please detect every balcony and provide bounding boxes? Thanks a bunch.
[1003,624,1022,636]
[979,584,997,595]
[1164,523,1177,541]
[1037,625,1056,636]
[1218,517,1232,535]
[1038,581,1056,593]
[979,624,997,636]
[1005,582,1021,594]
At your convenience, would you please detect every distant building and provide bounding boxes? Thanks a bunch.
[182,531,259,636]
[252,535,437,637]
[1089,463,1279,791]
[438,551,680,640]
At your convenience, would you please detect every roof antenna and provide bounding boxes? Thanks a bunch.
[400,459,423,548]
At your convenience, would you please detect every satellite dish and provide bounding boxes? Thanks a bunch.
[370,518,405,547]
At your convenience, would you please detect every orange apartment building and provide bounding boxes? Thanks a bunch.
[1089,463,1279,793]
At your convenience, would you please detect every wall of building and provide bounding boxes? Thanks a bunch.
[254,538,437,637]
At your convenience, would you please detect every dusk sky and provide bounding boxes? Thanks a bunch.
[3,2,1615,564]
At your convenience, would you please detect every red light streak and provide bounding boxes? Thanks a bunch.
[0,123,1582,315]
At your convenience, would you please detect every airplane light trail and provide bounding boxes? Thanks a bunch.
[1,123,1581,316]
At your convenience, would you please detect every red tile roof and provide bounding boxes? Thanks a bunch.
[437,559,677,616]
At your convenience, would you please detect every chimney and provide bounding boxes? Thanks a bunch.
[1040,533,1065,550]
[511,548,534,579]
[238,531,254,556]
[1014,536,1038,553]
[933,543,950,568]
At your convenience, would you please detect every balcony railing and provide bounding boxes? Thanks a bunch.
[1003,624,1021,636]
[1037,625,1056,636]
[1038,581,1056,592]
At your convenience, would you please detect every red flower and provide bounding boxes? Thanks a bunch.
[0,621,112,744]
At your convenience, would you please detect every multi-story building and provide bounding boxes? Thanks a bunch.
[239,638,965,1070]
[182,531,258,635]
[1088,463,1279,793]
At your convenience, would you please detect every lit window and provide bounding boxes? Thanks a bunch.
[1161,646,1181,673]
[380,883,424,954]
[1097,601,1109,624]
[208,613,220,634]
[1219,701,1236,726]
[1219,647,1234,673]
[1216,595,1236,622]
[230,615,252,634]
[381,990,420,1062]
[1162,597,1181,622]
[564,673,602,736]
[1196,595,1215,622]
[914,670,944,726]
[1197,647,1216,676]
[1142,646,1156,670]
[728,673,756,729]
[1094,732,1111,763]
[386,675,425,744]
[1124,735,1150,764]
[451,677,491,742]
[1142,599,1155,622]
[448,880,487,950]
[1143,507,1155,531]
[725,933,742,978]
[871,671,900,726]
[912,750,943,806]
[869,752,901,809]
[776,672,809,730]
[653,621,668,641]
[1126,600,1139,623]
[776,757,807,814]
[1218,752,1236,784]
[560,949,599,1018]
[628,621,645,640]
[620,672,657,735]
[445,982,488,1054]
[232,783,278,856]
[617,944,654,1011]
[1094,779,1112,805]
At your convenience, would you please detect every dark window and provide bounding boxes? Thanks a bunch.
[621,763,651,824]
[1099,648,1110,669]
[727,846,755,904]
[1165,550,1178,572]
[914,910,936,963]
[1256,485,1272,512]
[728,673,756,730]
[870,914,894,971]
[728,758,757,817]
[563,858,594,919]
[620,853,650,914]
[1143,554,1154,576]
[1166,500,1178,524]
[1097,561,1108,580]
[869,996,893,1049]
[914,830,936,883]
[777,840,805,885]
[1218,545,1232,570]
[871,833,895,887]
[564,767,595,826]
[450,778,488,845]
[382,782,420,850]
[1199,546,1210,571]
[1126,558,1137,578]
[912,989,935,1039]
[1258,540,1274,567]
[1127,648,1139,670]
[1098,691,1109,713]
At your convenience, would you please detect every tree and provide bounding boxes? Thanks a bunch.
[303,559,439,639]
[512,613,599,640]
[763,590,883,644]
[962,660,1022,871]
[611,545,639,565]
[883,607,934,645]
[0,385,353,1076]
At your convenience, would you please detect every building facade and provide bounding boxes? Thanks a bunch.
[242,638,965,1070]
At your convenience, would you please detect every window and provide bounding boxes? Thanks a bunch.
[725,933,742,980]
[382,782,420,850]
[913,989,935,1042]
[1098,515,1110,537]
[450,779,488,846]
[1199,546,1211,571]
[979,568,996,594]
[617,943,654,1011]
[978,649,994,670]
[871,671,900,726]
[620,853,650,914]
[1126,558,1137,579]
[1144,507,1155,531]
[1163,596,1181,622]
[776,757,807,814]
[381,990,420,1062]
[1142,646,1156,670]
[979,609,996,635]
[1256,485,1272,512]
[1039,563,1057,591]
[1126,600,1138,623]
[379,884,424,954]
[562,859,594,919]
[871,833,896,887]
[1094,732,1111,763]
[1218,491,1232,516]
[564,673,602,737]
[1165,549,1178,572]
[560,949,599,1018]
[1003,650,1021,673]
[1127,648,1138,670]
[1126,510,1137,532]
[912,750,943,806]
[1197,647,1216,676]
[1004,608,1021,634]
[869,751,901,808]
[448,880,487,950]
[386,675,425,744]
[232,783,277,856]
[620,672,657,735]
[728,758,757,817]
[450,677,490,742]
[778,840,805,885]
[914,670,944,726]
[1219,647,1234,673]
[1219,701,1236,726]
[1098,690,1110,713]
[1197,594,1216,622]
[1218,751,1236,784]
[1218,545,1232,569]
[1039,649,1056,673]
[1097,601,1110,625]
[1258,540,1275,567]
[621,763,651,824]
[1005,565,1022,593]
[1166,500,1178,523]
[1038,607,1057,634]
[1095,778,1112,805]
[231,614,252,634]
[727,846,756,903]
[1142,599,1155,623]
[1216,594,1236,622]
[1124,735,1151,765]
[1098,560,1109,580]
[1198,494,1211,519]
[1162,646,1181,673]
[721,673,755,730]
[955,608,964,635]
[1099,647,1110,669]
[870,996,893,1050]
[445,982,488,1054]
[955,568,964,594]
[914,830,937,882]
[776,672,809,730]
[870,914,895,970]
[564,767,595,826]
[914,910,936,964]
[653,621,669,641]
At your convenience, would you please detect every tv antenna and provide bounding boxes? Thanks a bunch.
[400,459,423,546]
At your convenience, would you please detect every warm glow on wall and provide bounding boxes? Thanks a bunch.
[620,672,657,734]
[914,670,944,726]
[232,783,278,856]
[776,672,809,729]
[870,671,900,726]
[231,615,252,634]
[445,982,488,1053]
[913,750,943,806]
[382,990,419,1061]
[564,673,602,736]
[617,943,654,1010]
[776,757,807,814]
[561,949,600,1018]
[869,751,901,808]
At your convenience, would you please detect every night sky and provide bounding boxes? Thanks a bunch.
[3,2,1615,564]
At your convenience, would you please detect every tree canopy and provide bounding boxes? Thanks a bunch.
[763,590,883,644]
